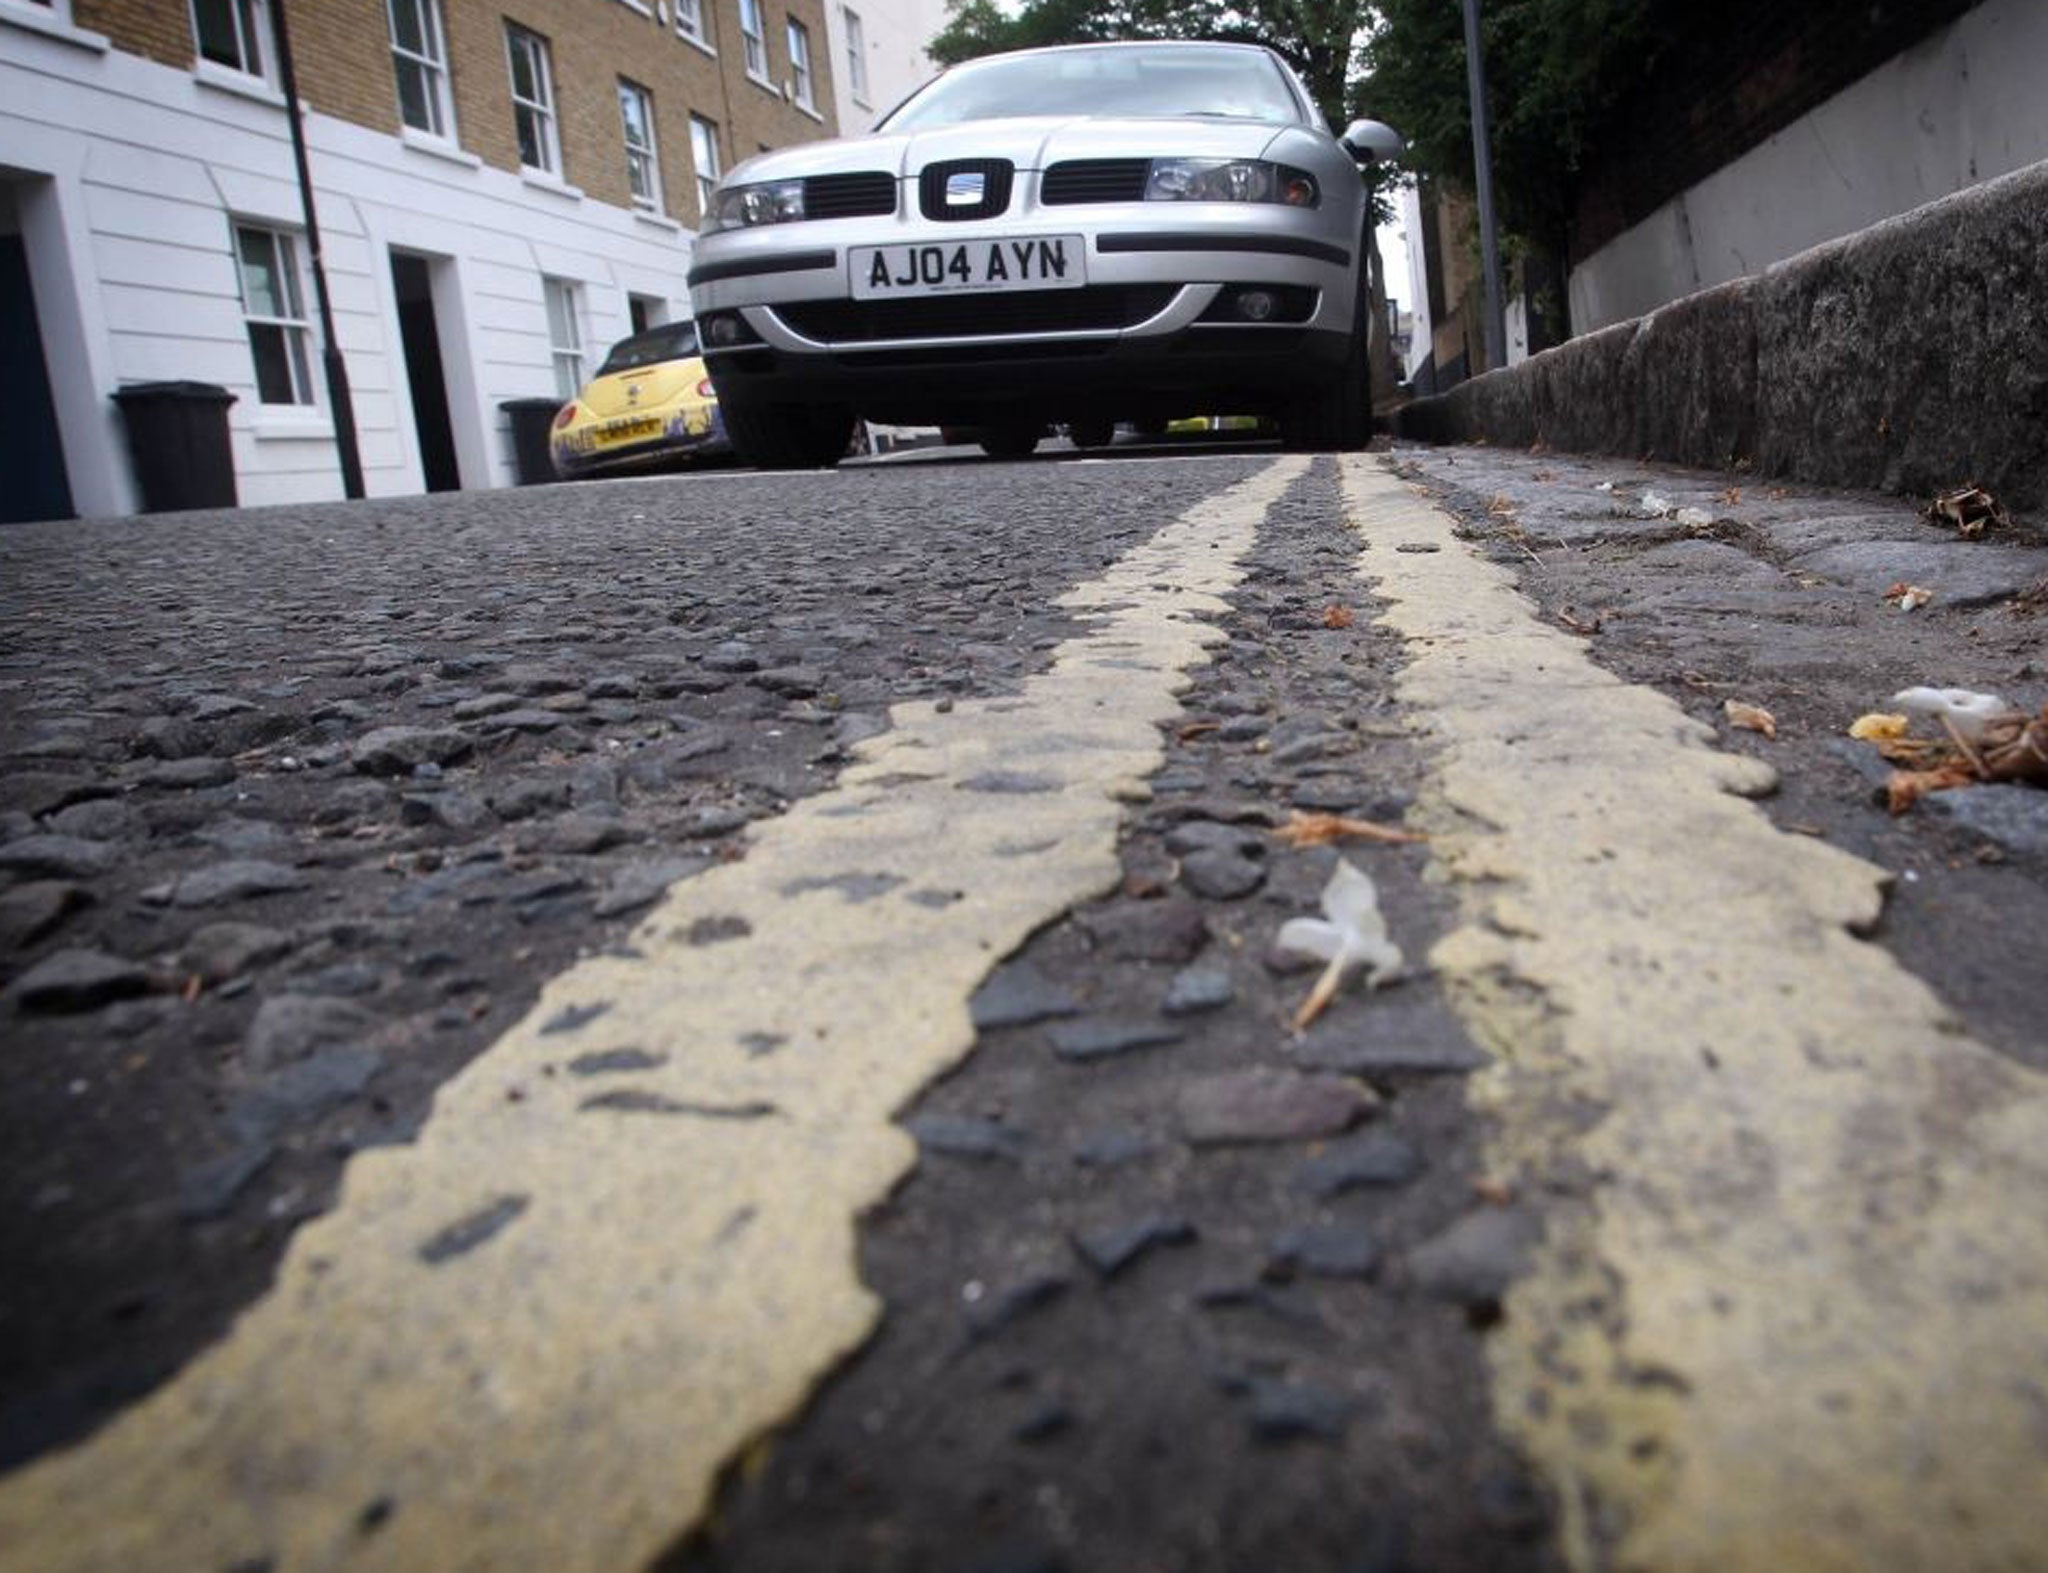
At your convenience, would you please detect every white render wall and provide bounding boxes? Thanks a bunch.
[1567,0,2048,334]
[1,4,697,515]
[824,0,949,137]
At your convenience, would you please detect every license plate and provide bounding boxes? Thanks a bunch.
[850,235,1086,299]
[597,417,660,447]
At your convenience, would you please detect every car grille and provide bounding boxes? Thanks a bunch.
[918,159,1013,222]
[804,171,897,219]
[774,285,1178,343]
[1041,159,1151,204]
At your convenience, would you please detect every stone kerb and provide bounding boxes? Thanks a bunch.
[1393,158,2047,511]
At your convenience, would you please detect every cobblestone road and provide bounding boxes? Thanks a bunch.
[3,443,2045,1572]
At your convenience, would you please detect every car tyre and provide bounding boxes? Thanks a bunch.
[719,390,854,470]
[978,423,1041,460]
[1067,418,1115,451]
[1281,273,1372,453]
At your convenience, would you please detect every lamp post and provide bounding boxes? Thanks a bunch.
[1461,0,1508,373]
[272,0,364,499]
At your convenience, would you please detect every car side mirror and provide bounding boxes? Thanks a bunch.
[1341,119,1405,165]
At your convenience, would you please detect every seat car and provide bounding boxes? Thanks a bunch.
[686,40,1399,467]
[549,321,730,478]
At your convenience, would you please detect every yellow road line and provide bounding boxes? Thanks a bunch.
[1343,457,2048,1570]
[0,460,1304,1572]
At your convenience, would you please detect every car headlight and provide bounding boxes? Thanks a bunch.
[1144,160,1318,207]
[705,179,806,232]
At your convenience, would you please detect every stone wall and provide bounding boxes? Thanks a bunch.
[1393,159,2048,512]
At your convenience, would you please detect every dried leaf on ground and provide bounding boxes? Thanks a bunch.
[1881,703,2048,812]
[1487,493,1516,517]
[1276,859,1405,1029]
[1882,582,1934,611]
[1848,712,1909,742]
[1274,811,1427,849]
[1322,604,1355,630]
[1717,487,1744,505]
[1177,721,1220,743]
[1558,607,1602,636]
[1928,483,2010,538]
[1724,700,1778,739]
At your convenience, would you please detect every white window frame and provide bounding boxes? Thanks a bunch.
[689,114,722,222]
[232,222,315,407]
[387,0,453,139]
[785,17,813,111]
[737,0,768,84]
[543,277,584,399]
[673,0,708,49]
[190,0,271,80]
[840,5,867,105]
[618,79,663,214]
[505,24,560,175]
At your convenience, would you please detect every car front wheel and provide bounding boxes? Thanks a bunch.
[977,423,1040,460]
[718,389,854,470]
[1067,418,1115,451]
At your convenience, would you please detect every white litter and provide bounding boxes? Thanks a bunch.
[1893,686,2013,743]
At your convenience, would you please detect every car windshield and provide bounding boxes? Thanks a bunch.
[881,45,1303,131]
[597,322,701,375]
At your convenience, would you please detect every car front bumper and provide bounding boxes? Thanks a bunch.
[689,205,1360,426]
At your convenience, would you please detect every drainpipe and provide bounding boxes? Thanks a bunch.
[271,0,365,499]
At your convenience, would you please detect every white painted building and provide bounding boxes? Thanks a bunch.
[0,0,833,521]
[823,0,949,138]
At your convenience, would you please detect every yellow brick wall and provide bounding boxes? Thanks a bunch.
[70,0,840,227]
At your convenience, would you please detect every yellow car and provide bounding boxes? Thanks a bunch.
[550,322,730,478]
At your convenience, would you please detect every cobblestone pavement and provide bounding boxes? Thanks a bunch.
[3,441,2045,1571]
[1386,441,2048,1070]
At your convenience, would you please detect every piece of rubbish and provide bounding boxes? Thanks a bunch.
[1927,483,2009,539]
[1882,582,1934,612]
[1848,713,1910,742]
[1893,687,2011,744]
[1724,700,1777,740]
[1275,859,1404,1030]
[1273,811,1427,849]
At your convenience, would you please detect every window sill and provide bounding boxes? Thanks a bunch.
[794,100,823,124]
[615,0,653,14]
[400,127,480,169]
[194,58,286,107]
[521,168,583,201]
[0,1,108,52]
[746,70,777,94]
[632,208,682,235]
[250,409,334,442]
[678,31,715,59]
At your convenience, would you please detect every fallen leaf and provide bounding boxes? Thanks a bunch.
[1882,582,1933,611]
[1716,486,1744,505]
[1848,712,1909,742]
[1276,859,1404,1030]
[1322,604,1355,630]
[1273,811,1427,849]
[1176,721,1220,743]
[1928,483,2009,539]
[1558,607,1601,636]
[1486,493,1516,517]
[1724,700,1777,740]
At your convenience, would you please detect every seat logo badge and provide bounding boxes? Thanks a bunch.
[945,172,985,207]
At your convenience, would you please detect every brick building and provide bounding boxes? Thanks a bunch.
[0,0,839,518]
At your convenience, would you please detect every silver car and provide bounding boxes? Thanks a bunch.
[687,41,1397,466]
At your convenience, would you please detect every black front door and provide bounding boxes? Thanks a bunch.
[391,252,460,492]
[0,233,74,524]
